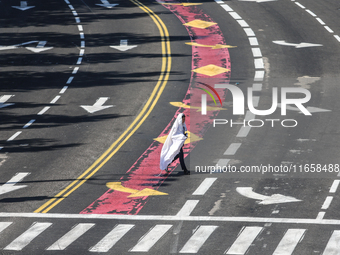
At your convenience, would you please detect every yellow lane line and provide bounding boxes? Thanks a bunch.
[34,0,171,213]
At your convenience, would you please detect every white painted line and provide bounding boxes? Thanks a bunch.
[37,106,50,115]
[81,41,85,48]
[237,20,249,28]
[317,212,325,220]
[4,222,52,251]
[65,0,70,4]
[226,226,263,254]
[224,143,242,156]
[221,4,233,12]
[130,225,172,252]
[272,229,306,255]
[252,96,260,107]
[330,180,340,193]
[214,0,224,4]
[80,33,85,39]
[47,223,95,250]
[176,200,199,216]
[251,48,262,58]
[254,58,264,69]
[216,159,230,167]
[244,28,255,37]
[0,222,12,234]
[324,26,334,33]
[334,35,340,43]
[316,18,325,25]
[23,119,36,129]
[201,94,207,115]
[254,70,265,81]
[78,25,83,31]
[60,86,68,94]
[90,224,134,252]
[7,131,22,141]
[68,4,74,10]
[192,178,217,195]
[306,9,316,17]
[50,96,60,104]
[77,57,82,64]
[66,76,74,84]
[245,110,255,121]
[321,196,333,210]
[249,37,259,46]
[295,2,305,8]
[80,49,85,56]
[237,126,251,137]
[72,10,77,16]
[323,230,340,255]
[75,17,81,23]
[252,83,263,91]
[72,67,79,74]
[179,226,218,253]
[229,12,242,20]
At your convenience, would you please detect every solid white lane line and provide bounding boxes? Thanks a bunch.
[66,76,74,84]
[254,58,264,69]
[50,96,60,104]
[316,18,325,25]
[216,159,230,167]
[37,106,50,115]
[130,225,172,252]
[244,28,255,37]
[324,26,334,33]
[192,178,217,195]
[251,48,262,58]
[60,86,68,94]
[23,119,35,129]
[224,143,242,155]
[4,222,52,251]
[229,12,242,20]
[176,200,199,216]
[317,212,326,220]
[72,67,79,74]
[329,180,340,193]
[295,2,305,8]
[237,20,249,28]
[7,131,22,141]
[179,225,218,253]
[89,224,134,252]
[221,4,233,12]
[272,229,306,255]
[226,226,263,254]
[306,9,316,17]
[321,196,333,210]
[249,37,259,46]
[323,230,340,255]
[47,223,95,250]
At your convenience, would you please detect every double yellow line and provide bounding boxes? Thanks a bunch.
[34,0,171,213]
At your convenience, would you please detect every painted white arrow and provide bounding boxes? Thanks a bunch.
[12,1,35,11]
[81,97,114,113]
[273,40,323,48]
[278,104,331,114]
[0,173,30,196]
[0,41,38,51]
[110,40,137,52]
[236,187,301,205]
[26,41,53,53]
[96,0,119,8]
[0,95,15,109]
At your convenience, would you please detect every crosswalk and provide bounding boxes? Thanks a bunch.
[0,221,339,254]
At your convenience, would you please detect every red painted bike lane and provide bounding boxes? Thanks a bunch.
[81,1,231,215]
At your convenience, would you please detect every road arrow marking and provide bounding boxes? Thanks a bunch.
[110,40,137,52]
[273,40,323,48]
[278,104,331,114]
[80,97,114,113]
[12,1,35,11]
[25,41,53,53]
[236,187,301,205]
[0,95,14,109]
[185,42,237,49]
[96,0,118,8]
[0,173,30,196]
[106,182,168,197]
[0,41,37,51]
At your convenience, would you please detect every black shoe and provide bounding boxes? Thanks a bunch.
[183,170,190,175]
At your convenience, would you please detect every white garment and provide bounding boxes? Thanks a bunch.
[160,113,187,170]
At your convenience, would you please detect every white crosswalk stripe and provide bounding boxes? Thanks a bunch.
[89,224,134,252]
[322,230,340,255]
[225,226,263,254]
[47,223,95,250]
[4,222,52,251]
[272,229,306,255]
[179,225,218,253]
[130,224,173,252]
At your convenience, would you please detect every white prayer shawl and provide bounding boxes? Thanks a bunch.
[160,113,187,170]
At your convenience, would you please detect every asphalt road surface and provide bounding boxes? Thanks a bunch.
[1,0,340,254]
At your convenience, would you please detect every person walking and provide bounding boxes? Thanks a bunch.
[160,113,190,175]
